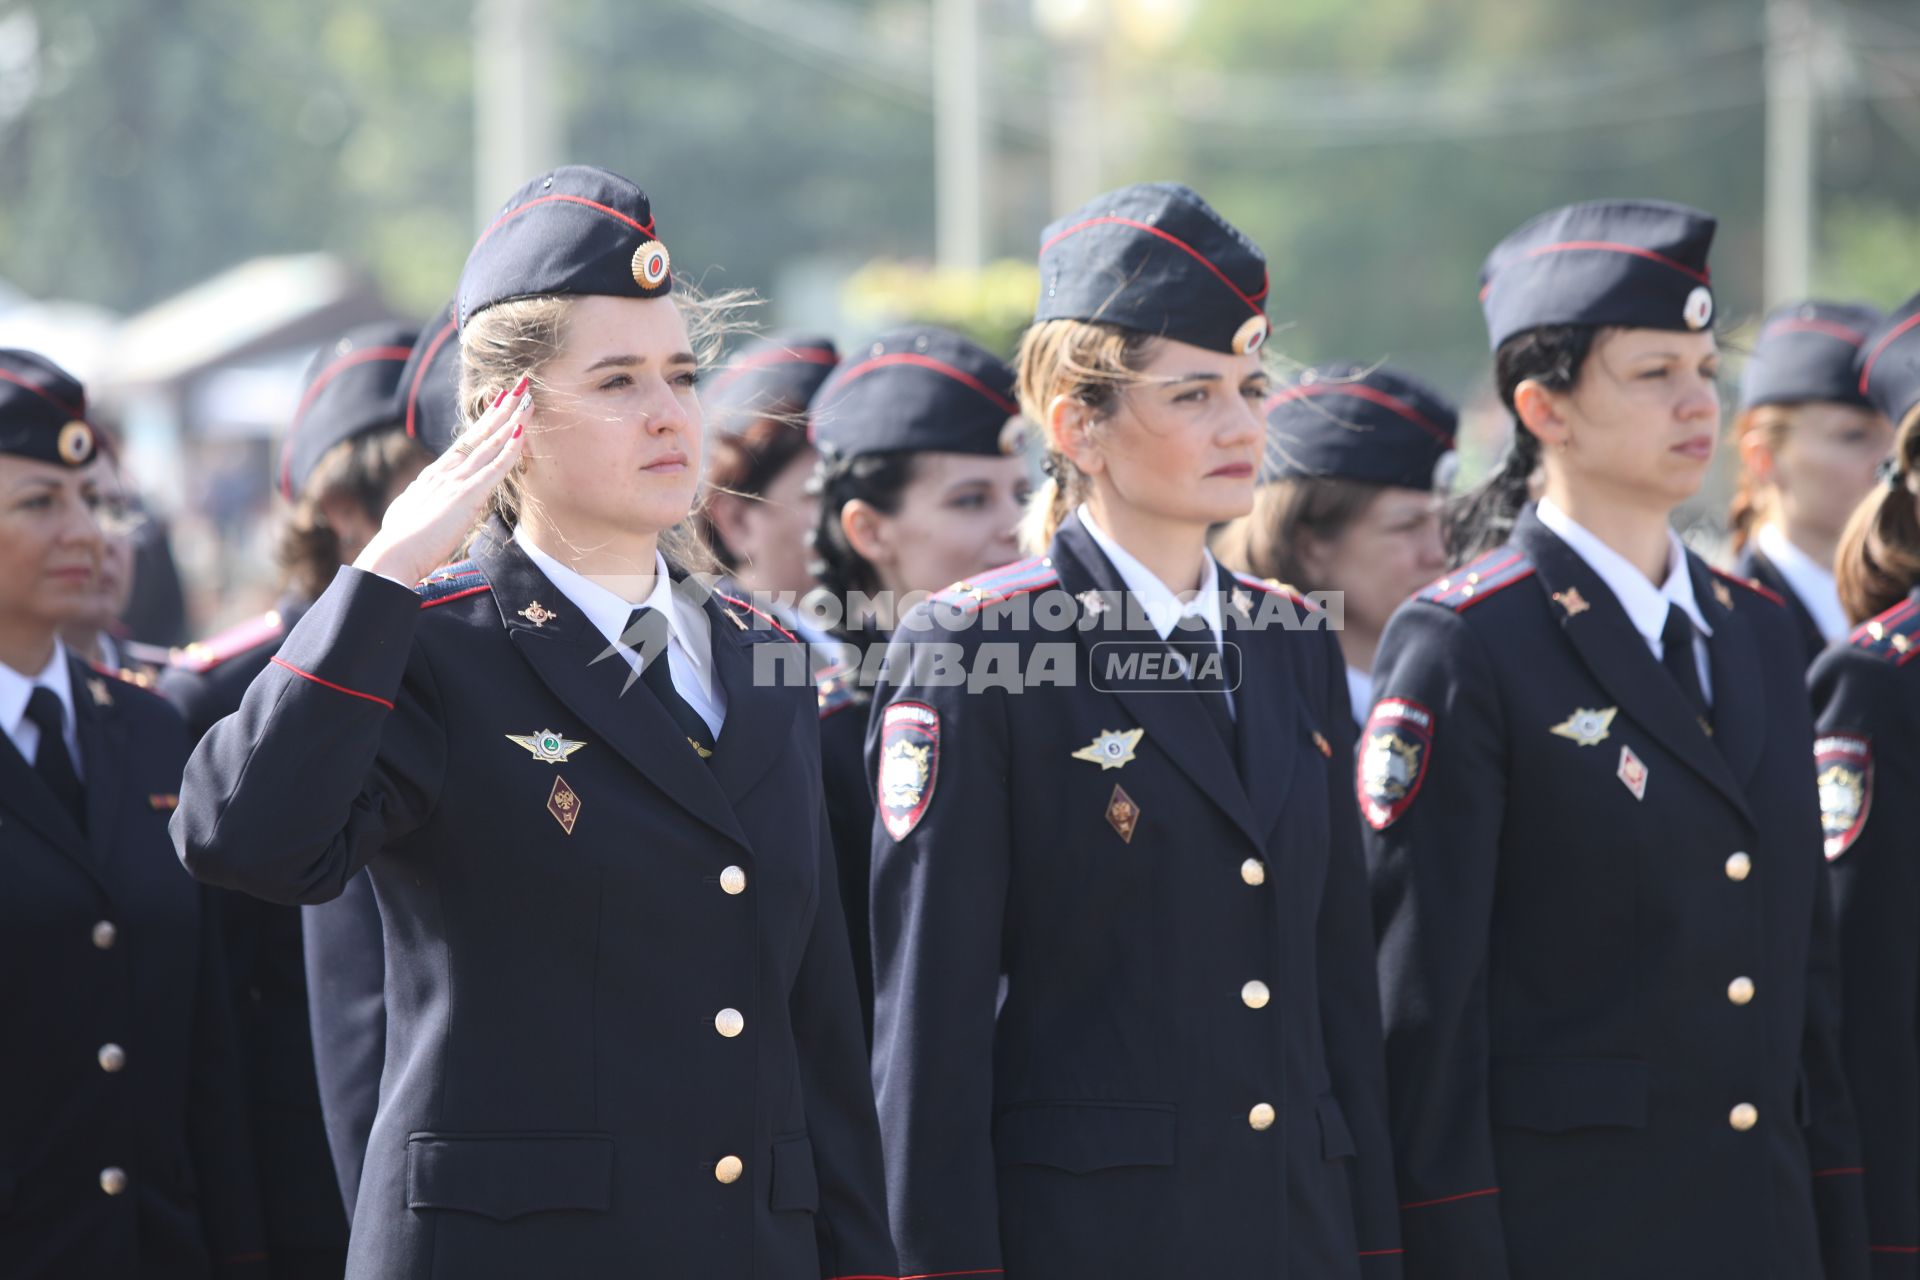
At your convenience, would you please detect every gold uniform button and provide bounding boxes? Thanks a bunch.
[719,866,747,896]
[714,1008,745,1038]
[1240,858,1266,887]
[1725,852,1751,882]
[97,1043,126,1073]
[1727,977,1755,1006]
[92,921,117,950]
[1729,1103,1758,1131]
[1241,980,1271,1010]
[1249,1103,1276,1131]
[99,1167,127,1196]
[714,1155,744,1184]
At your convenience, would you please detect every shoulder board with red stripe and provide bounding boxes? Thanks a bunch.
[1231,571,1316,611]
[1414,549,1536,612]
[1849,596,1920,665]
[1709,567,1785,609]
[413,560,491,609]
[816,661,869,719]
[716,592,797,642]
[172,611,289,674]
[929,556,1059,610]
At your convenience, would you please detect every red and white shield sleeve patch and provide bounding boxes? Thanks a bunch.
[1358,697,1434,831]
[878,701,940,842]
[1814,733,1872,860]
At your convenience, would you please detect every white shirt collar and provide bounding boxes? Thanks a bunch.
[512,525,718,702]
[0,640,78,769]
[1077,504,1225,643]
[1345,664,1372,728]
[1755,523,1848,643]
[1536,497,1711,645]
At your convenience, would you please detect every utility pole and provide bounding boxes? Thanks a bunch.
[473,0,563,229]
[1764,0,1816,305]
[934,0,988,270]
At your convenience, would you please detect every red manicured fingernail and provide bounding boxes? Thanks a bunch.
[512,375,530,397]
[492,386,511,408]
[512,423,524,439]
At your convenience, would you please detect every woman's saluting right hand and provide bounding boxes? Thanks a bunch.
[355,377,531,586]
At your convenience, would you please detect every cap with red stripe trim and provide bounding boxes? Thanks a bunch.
[457,165,672,331]
[1740,300,1881,410]
[278,321,418,498]
[1035,182,1270,357]
[1262,363,1458,490]
[397,300,464,458]
[1856,291,1920,430]
[810,327,1023,460]
[0,348,94,469]
[1479,199,1717,351]
[707,333,840,438]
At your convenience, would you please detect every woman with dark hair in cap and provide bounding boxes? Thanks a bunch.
[157,321,426,1274]
[1808,291,1920,1271]
[1368,200,1867,1279]
[865,183,1400,1278]
[1726,300,1891,666]
[805,324,1028,1036]
[1213,363,1454,725]
[0,350,266,1276]
[171,165,891,1280]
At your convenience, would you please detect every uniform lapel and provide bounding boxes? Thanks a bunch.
[1219,563,1298,841]
[0,728,91,863]
[1514,509,1752,824]
[697,586,799,807]
[472,526,751,850]
[72,656,125,869]
[1693,558,1766,792]
[1052,515,1264,847]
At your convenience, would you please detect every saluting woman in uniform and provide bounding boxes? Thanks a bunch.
[0,350,265,1276]
[805,325,1027,1032]
[866,182,1401,1278]
[1808,291,1920,1270]
[172,166,892,1280]
[1364,200,1868,1280]
[1727,300,1891,666]
[1213,363,1455,725]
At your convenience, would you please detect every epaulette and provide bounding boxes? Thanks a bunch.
[715,592,797,643]
[1850,596,1920,665]
[1709,566,1785,610]
[414,560,491,609]
[816,661,870,719]
[1231,571,1317,612]
[930,556,1059,610]
[172,611,289,674]
[1414,548,1536,612]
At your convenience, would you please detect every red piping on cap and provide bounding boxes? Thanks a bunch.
[406,318,459,441]
[1041,215,1269,313]
[474,193,655,247]
[279,346,414,499]
[824,353,1019,418]
[1760,317,1867,347]
[710,344,838,391]
[0,368,84,418]
[1860,311,1920,397]
[1265,381,1454,446]
[1480,239,1710,301]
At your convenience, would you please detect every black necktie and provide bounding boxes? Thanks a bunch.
[25,686,84,827]
[1660,603,1709,721]
[1175,614,1237,758]
[623,607,716,762]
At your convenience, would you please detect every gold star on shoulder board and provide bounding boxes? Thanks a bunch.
[87,677,113,707]
[1712,580,1733,610]
[1231,586,1254,615]
[1552,588,1590,618]
[506,729,588,763]
[518,601,558,627]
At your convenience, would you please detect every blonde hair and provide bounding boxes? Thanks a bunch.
[1013,318,1160,552]
[454,287,752,575]
[1725,402,1797,553]
[1836,403,1920,624]
[1212,474,1381,590]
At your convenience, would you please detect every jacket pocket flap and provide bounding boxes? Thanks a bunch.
[1315,1093,1358,1160]
[994,1102,1176,1174]
[406,1131,614,1221]
[1491,1058,1649,1133]
[769,1132,819,1213]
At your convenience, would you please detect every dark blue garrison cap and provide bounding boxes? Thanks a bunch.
[1740,301,1881,410]
[1480,199,1718,351]
[1035,182,1271,357]
[278,321,417,498]
[0,349,95,468]
[458,165,672,331]
[1858,293,1920,430]
[706,334,840,437]
[398,301,462,458]
[1261,363,1458,490]
[810,327,1023,460]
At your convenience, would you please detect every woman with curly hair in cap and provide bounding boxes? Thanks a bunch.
[1213,363,1455,725]
[1726,300,1891,666]
[864,182,1401,1278]
[1367,200,1867,1279]
[1808,291,1920,1271]
[172,166,892,1280]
